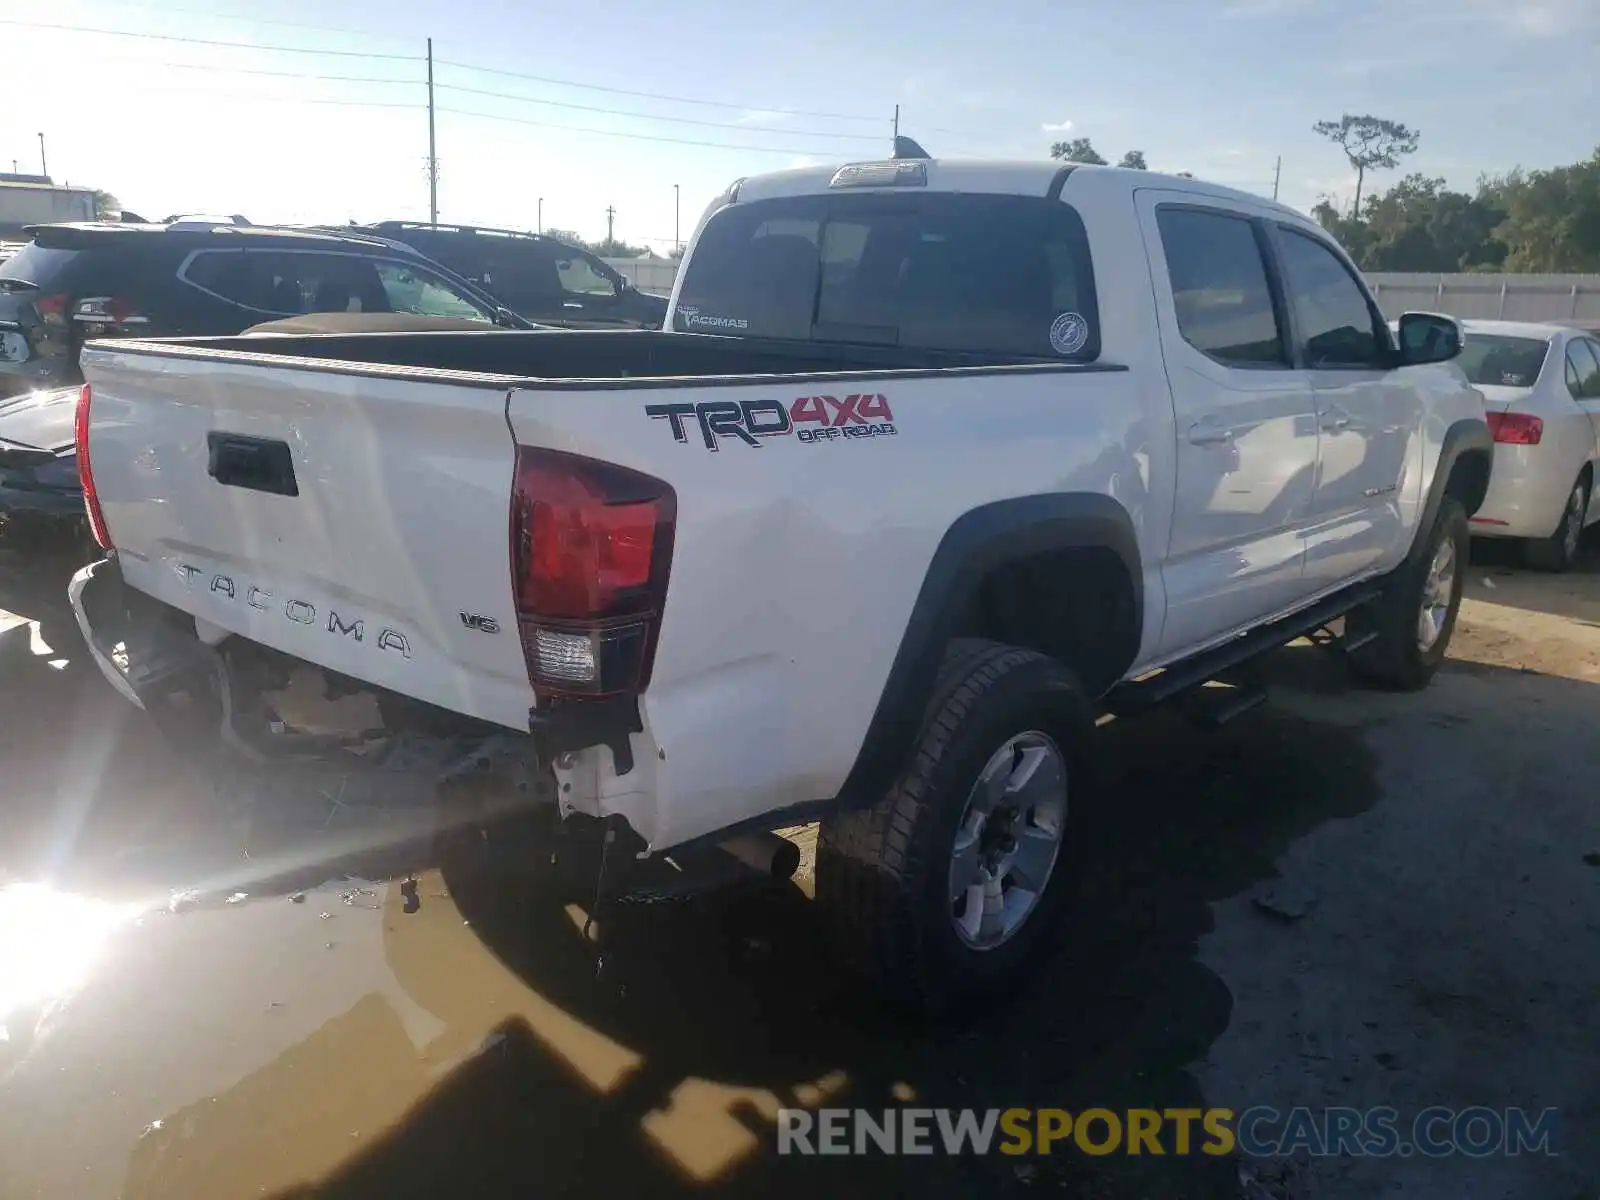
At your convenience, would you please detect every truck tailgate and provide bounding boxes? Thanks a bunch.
[81,346,535,731]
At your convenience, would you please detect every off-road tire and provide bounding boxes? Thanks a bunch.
[1347,497,1469,691]
[1523,475,1589,573]
[814,638,1093,1013]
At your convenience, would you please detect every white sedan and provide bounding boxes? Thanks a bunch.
[1452,320,1600,571]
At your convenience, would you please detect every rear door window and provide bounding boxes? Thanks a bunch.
[555,251,618,299]
[184,251,391,315]
[1567,339,1600,399]
[674,193,1099,359]
[1154,207,1286,367]
[372,261,494,322]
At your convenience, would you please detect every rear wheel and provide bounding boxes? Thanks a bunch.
[814,639,1092,1013]
[1523,476,1588,573]
[1348,497,1468,691]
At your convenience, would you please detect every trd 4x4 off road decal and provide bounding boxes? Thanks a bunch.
[645,394,897,451]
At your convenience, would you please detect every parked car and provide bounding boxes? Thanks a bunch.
[0,384,82,524]
[1452,320,1600,570]
[0,219,530,396]
[350,221,669,329]
[68,156,1487,1010]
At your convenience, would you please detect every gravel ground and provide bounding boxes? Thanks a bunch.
[0,528,1595,1200]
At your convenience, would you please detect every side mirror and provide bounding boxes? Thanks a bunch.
[1396,311,1463,366]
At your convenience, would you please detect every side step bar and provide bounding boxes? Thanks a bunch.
[1106,580,1382,717]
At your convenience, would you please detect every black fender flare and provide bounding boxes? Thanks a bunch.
[834,492,1142,810]
[1413,418,1492,559]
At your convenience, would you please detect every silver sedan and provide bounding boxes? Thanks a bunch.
[1454,320,1600,571]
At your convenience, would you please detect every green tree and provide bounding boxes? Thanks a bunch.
[1050,138,1107,165]
[1313,113,1420,214]
[1357,174,1506,271]
[1483,150,1600,272]
[91,189,120,219]
[1117,150,1148,170]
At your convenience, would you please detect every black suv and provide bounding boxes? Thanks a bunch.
[354,221,669,329]
[0,221,529,396]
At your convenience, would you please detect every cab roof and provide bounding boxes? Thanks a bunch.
[731,157,1305,222]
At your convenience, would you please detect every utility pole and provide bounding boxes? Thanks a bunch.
[605,205,616,249]
[426,38,438,225]
[537,197,542,234]
[673,184,680,254]
[1272,155,1281,202]
[37,132,47,180]
[893,104,900,139]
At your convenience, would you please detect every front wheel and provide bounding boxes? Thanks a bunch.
[1348,497,1469,691]
[1523,476,1588,573]
[814,639,1093,1013]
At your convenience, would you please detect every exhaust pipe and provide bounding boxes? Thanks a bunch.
[717,831,801,880]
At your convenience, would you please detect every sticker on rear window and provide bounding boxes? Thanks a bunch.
[678,305,749,332]
[1050,311,1089,356]
[1501,372,1526,386]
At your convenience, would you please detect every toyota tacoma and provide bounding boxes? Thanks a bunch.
[66,151,1490,1009]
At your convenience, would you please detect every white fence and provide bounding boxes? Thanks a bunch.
[602,258,680,295]
[598,261,1600,329]
[1367,273,1600,329]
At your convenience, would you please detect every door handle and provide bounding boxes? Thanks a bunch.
[1320,406,1353,432]
[1187,421,1235,446]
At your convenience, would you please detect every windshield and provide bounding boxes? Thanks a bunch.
[0,242,79,289]
[1457,334,1550,388]
[675,192,1099,360]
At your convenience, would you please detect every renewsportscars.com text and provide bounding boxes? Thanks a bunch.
[776,1106,1560,1158]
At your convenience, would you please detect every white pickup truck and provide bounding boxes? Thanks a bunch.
[67,155,1490,1009]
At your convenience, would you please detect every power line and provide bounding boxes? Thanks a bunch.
[0,18,422,60]
[436,107,856,157]
[434,82,883,141]
[164,62,421,86]
[76,1,390,40]
[435,58,878,122]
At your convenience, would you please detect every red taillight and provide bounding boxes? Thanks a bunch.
[1487,411,1543,445]
[510,447,675,700]
[74,383,113,549]
[36,293,68,326]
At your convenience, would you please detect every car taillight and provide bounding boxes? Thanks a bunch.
[74,383,113,549]
[1487,411,1543,445]
[510,447,675,700]
[73,296,149,326]
[36,293,68,327]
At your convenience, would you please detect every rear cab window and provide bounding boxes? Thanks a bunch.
[674,192,1099,360]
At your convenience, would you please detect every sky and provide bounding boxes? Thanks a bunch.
[4,0,1597,252]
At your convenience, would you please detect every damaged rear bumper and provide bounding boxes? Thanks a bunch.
[69,556,208,711]
[66,558,746,857]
